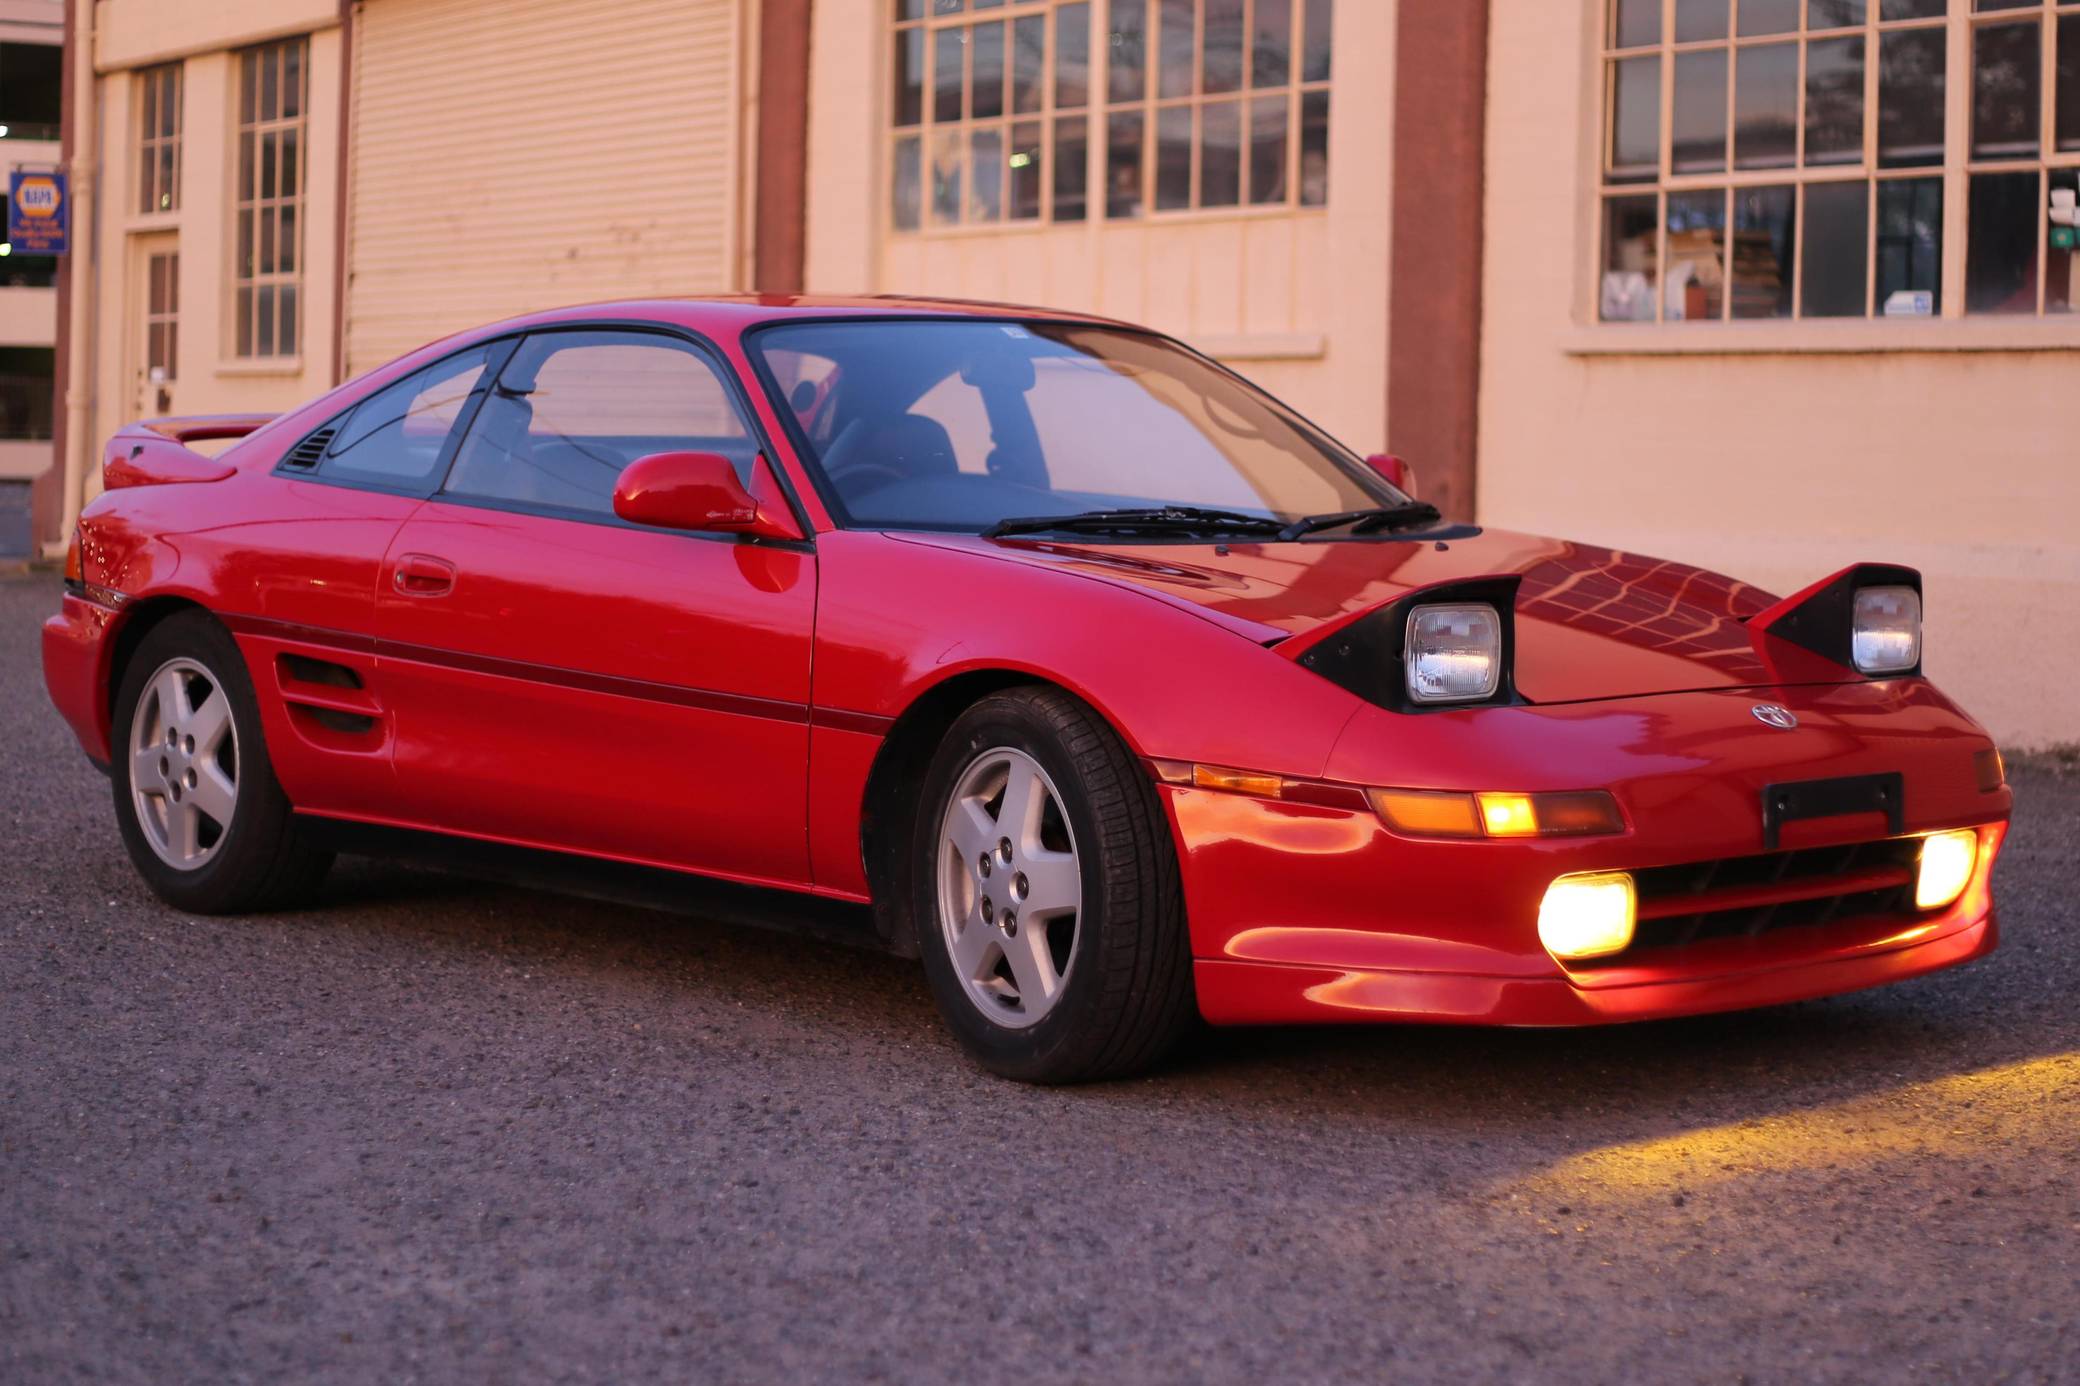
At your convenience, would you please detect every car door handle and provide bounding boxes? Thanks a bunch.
[392,553,457,598]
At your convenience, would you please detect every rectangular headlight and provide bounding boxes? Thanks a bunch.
[1852,585,1921,674]
[1405,603,1501,705]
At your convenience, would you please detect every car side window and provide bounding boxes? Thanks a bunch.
[442,330,754,518]
[320,347,491,488]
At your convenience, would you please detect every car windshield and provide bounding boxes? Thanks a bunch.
[748,319,1401,534]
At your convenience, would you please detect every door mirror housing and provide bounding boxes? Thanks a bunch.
[1366,453,1418,499]
[613,451,802,540]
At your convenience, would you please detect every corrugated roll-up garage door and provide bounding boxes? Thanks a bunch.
[346,0,743,374]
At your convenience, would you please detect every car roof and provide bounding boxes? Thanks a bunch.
[446,294,1135,341]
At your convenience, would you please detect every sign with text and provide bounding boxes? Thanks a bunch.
[8,170,67,255]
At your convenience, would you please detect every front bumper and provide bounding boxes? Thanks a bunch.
[1194,879,1998,1027]
[1169,679,2011,1027]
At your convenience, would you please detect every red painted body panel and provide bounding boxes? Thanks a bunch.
[371,499,817,887]
[39,296,2012,1031]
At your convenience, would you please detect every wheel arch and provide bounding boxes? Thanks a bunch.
[103,596,222,744]
[857,667,1148,957]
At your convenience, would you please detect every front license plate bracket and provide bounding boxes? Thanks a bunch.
[1761,772,1905,850]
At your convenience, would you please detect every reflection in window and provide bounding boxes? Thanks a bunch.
[894,0,1325,229]
[1972,22,2040,161]
[1804,36,1864,165]
[1598,0,2080,321]
[1878,28,1944,167]
[1105,0,1331,216]
[892,1,1092,230]
[324,349,490,488]
[2063,16,2080,152]
[1672,51,1726,174]
[1733,42,1798,169]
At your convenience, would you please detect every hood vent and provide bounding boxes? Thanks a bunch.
[281,426,336,469]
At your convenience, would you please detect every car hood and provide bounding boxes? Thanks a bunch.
[895,528,1862,704]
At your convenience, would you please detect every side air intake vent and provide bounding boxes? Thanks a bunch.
[281,426,336,469]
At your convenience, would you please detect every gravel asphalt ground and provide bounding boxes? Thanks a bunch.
[1,570,2075,1383]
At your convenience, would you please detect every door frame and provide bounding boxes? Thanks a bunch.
[125,231,180,420]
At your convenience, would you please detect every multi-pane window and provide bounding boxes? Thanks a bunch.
[146,251,179,384]
[893,0,1094,229]
[1600,0,2080,323]
[889,0,1330,232]
[233,39,307,358]
[1103,0,1332,217]
[138,65,182,215]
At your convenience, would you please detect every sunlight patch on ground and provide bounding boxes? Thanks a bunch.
[1510,1053,2080,1203]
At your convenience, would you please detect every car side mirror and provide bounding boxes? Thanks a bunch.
[1366,453,1418,499]
[614,451,801,540]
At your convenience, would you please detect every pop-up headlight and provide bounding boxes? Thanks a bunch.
[1852,585,1921,675]
[1405,603,1501,705]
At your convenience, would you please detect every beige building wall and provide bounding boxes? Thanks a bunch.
[1480,0,2080,749]
[69,0,343,530]
[805,0,1395,456]
[344,0,748,375]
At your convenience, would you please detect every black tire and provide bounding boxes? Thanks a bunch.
[109,610,333,913]
[912,686,1194,1083]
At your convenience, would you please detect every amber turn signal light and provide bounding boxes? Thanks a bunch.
[63,526,83,585]
[1191,764,1286,798]
[1369,788,1625,840]
[1974,748,2006,794]
[1151,761,1289,799]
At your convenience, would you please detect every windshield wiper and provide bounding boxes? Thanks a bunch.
[982,507,1288,540]
[1276,502,1443,542]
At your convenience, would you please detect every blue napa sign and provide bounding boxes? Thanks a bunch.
[8,170,67,255]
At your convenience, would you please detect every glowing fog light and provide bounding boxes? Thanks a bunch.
[1852,585,1921,674]
[1915,829,1977,911]
[1537,871,1637,961]
[1405,603,1501,704]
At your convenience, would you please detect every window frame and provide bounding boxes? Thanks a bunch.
[1592,0,2080,331]
[278,323,813,545]
[1101,0,1334,220]
[891,0,1094,232]
[231,37,309,360]
[887,0,1332,237]
[137,63,183,216]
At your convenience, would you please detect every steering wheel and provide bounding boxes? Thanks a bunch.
[828,461,910,496]
[818,418,913,497]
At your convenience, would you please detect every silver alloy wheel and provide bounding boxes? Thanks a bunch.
[936,746,1083,1029]
[128,656,240,870]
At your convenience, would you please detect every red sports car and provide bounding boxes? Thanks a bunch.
[44,297,2010,1082]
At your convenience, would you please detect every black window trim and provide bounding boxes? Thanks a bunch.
[273,319,815,549]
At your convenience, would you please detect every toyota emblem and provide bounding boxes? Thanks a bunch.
[1751,704,1799,730]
